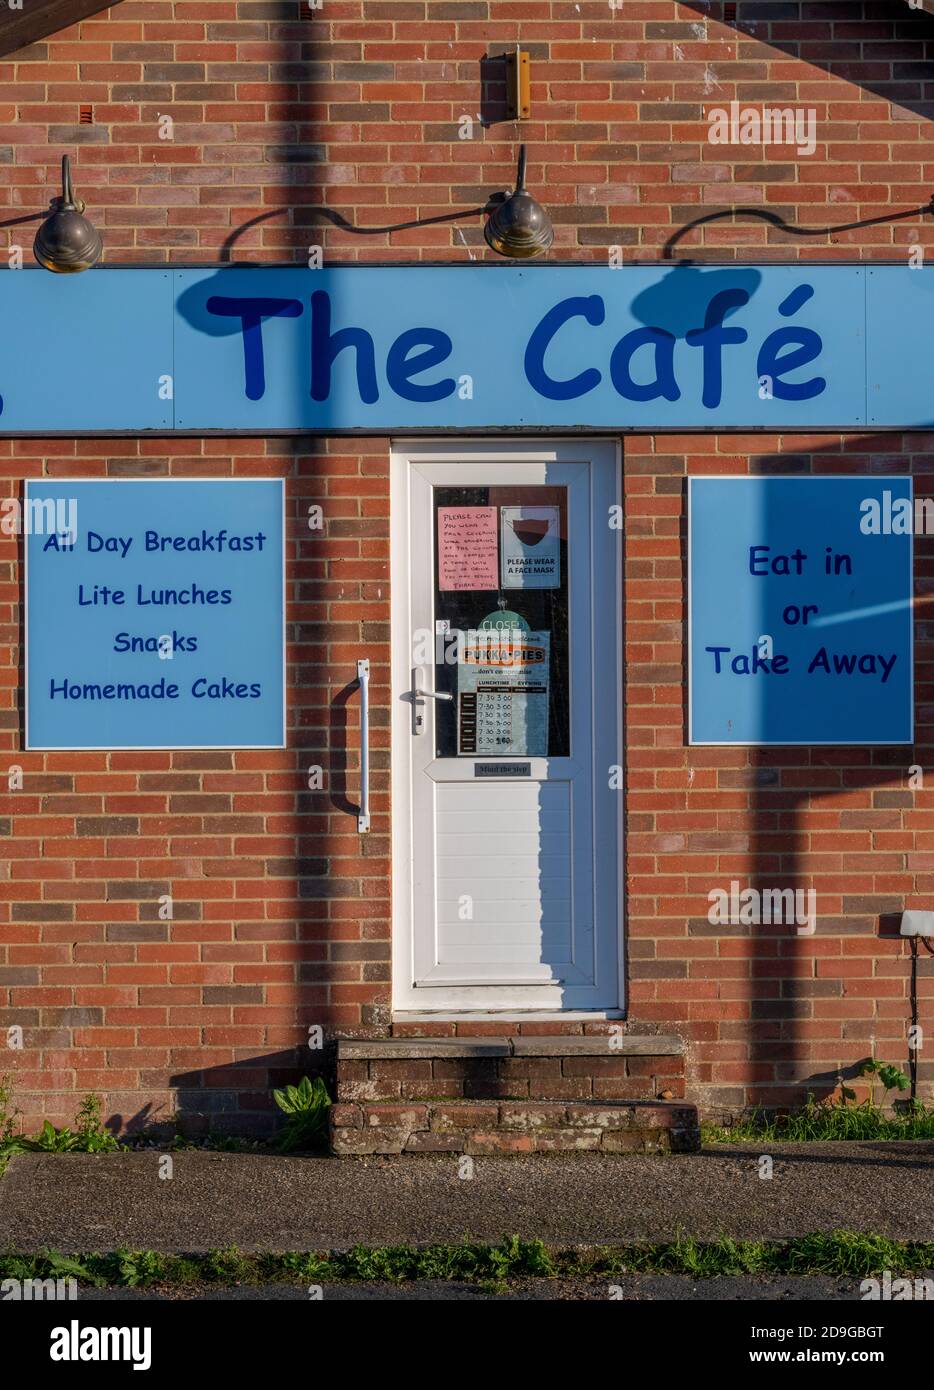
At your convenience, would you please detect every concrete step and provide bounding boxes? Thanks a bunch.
[339,1034,685,1058]
[335,1034,686,1105]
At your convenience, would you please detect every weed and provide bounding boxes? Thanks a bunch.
[166,1132,254,1153]
[777,1231,913,1277]
[0,1076,22,1175]
[4,1250,108,1287]
[272,1076,331,1152]
[110,1249,168,1289]
[0,1083,123,1162]
[0,1076,18,1145]
[704,1061,934,1144]
[340,1243,417,1282]
[18,1107,123,1155]
[73,1093,123,1153]
[257,1250,332,1282]
[163,1256,201,1286]
[488,1234,555,1279]
[1,1232,933,1289]
[858,1058,911,1109]
[201,1247,256,1283]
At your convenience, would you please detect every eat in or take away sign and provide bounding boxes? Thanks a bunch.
[24,480,285,749]
[689,477,913,745]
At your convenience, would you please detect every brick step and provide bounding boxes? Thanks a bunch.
[330,1099,701,1155]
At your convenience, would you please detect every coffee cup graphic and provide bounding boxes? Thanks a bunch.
[508,515,551,546]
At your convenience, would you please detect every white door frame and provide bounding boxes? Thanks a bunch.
[390,437,624,1017]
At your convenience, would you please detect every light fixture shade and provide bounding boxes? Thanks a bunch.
[484,145,553,260]
[901,910,934,937]
[34,155,102,273]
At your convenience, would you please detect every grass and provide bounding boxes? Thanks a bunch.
[703,1095,934,1145]
[1,1232,932,1289]
[704,1060,934,1144]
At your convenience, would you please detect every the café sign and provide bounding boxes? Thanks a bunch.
[0,264,930,432]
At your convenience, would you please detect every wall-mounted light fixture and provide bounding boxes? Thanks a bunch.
[33,155,102,273]
[900,911,934,937]
[505,45,531,120]
[899,911,934,1103]
[483,145,553,259]
[189,145,554,263]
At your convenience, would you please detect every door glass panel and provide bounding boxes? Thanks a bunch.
[432,485,569,758]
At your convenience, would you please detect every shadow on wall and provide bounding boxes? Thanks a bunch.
[678,433,931,1114]
[101,1047,335,1142]
[680,0,934,120]
[113,13,379,1139]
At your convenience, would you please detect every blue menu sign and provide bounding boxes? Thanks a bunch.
[25,480,285,749]
[689,477,913,745]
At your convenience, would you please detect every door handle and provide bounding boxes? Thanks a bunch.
[357,659,370,832]
[410,668,452,735]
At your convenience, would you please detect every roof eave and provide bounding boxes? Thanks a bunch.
[0,0,118,60]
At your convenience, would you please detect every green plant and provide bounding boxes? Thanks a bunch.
[24,1120,82,1153]
[40,1250,106,1286]
[704,1060,934,1144]
[272,1076,331,1152]
[487,1234,555,1280]
[0,1076,23,1174]
[110,1249,168,1289]
[3,1232,934,1290]
[167,1129,252,1153]
[201,1247,256,1283]
[73,1093,121,1152]
[11,1093,123,1156]
[778,1230,909,1278]
[858,1057,911,1108]
[0,1076,18,1145]
[257,1250,332,1282]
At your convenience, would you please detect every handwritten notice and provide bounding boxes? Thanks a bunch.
[438,506,498,591]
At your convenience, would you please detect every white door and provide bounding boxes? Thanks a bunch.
[391,440,623,1013]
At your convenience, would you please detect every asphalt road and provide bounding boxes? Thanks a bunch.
[72,1275,889,1301]
[1,1141,932,1253]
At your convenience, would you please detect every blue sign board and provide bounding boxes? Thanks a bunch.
[25,480,285,749]
[689,477,913,745]
[1,265,933,431]
[0,271,174,431]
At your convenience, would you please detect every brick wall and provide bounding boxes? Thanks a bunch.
[1,1,933,1130]
[2,0,933,263]
[625,430,934,1114]
[0,437,392,1134]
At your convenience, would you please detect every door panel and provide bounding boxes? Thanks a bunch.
[391,440,622,1013]
[435,780,573,976]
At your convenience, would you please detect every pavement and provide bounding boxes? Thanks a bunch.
[1,1141,933,1254]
